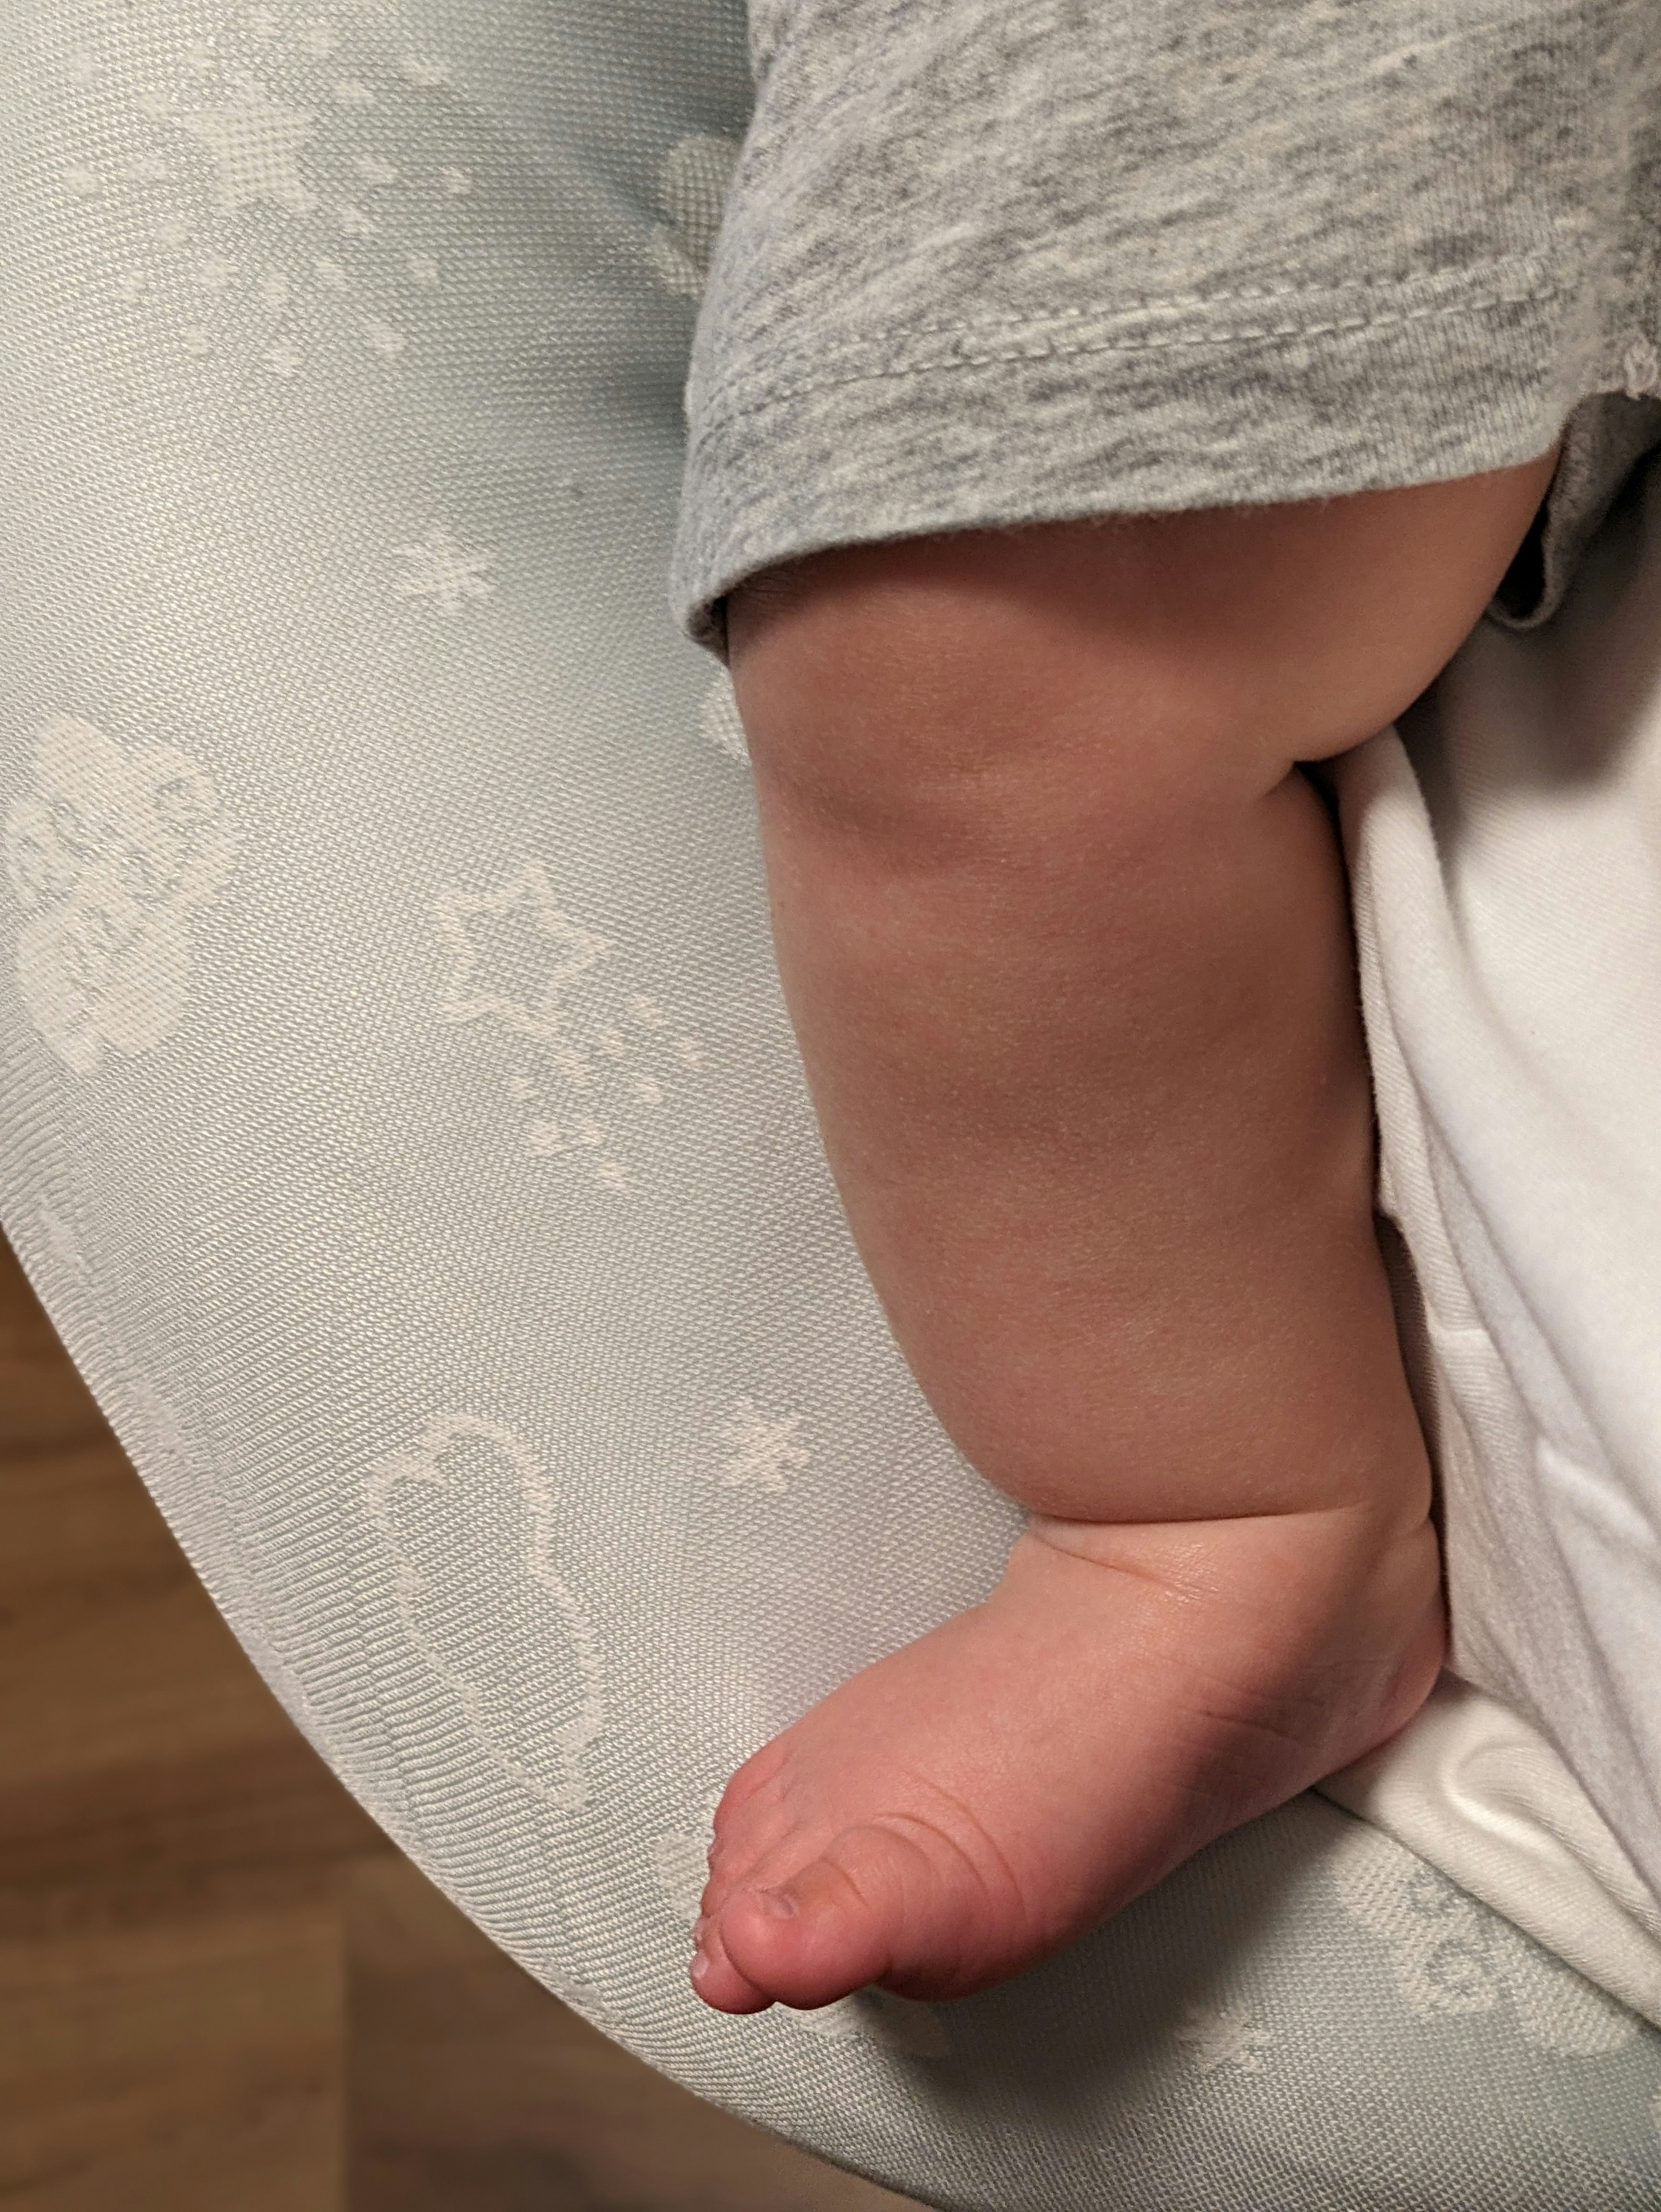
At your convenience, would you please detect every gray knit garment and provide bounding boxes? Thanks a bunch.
[671,0,1661,659]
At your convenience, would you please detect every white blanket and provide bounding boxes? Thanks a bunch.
[1323,465,1661,2010]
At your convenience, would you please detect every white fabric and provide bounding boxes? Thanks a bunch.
[1322,1676,1661,2029]
[1331,459,1661,1952]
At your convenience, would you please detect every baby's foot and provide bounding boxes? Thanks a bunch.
[691,1503,1443,2011]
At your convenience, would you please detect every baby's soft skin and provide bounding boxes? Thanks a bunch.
[691,451,1562,2014]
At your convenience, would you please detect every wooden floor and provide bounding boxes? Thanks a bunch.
[0,1237,917,2210]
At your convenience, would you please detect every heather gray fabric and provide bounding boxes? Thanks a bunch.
[671,0,1661,658]
[4,6,1661,2207]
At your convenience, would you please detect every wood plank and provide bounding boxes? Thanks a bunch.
[0,1867,345,2212]
[346,1854,920,2212]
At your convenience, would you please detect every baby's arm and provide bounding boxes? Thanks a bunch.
[689,457,1559,2014]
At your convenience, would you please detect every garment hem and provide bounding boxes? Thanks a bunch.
[670,272,1646,659]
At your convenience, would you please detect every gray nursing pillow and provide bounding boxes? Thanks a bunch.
[2,7,1657,2205]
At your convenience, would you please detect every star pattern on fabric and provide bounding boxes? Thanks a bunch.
[719,1397,811,1494]
[393,525,497,612]
[83,12,468,379]
[434,863,611,1083]
[177,73,320,218]
[1175,2002,1276,2075]
[430,866,707,1195]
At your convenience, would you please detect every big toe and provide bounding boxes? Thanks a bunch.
[688,1915,776,2015]
[714,1822,991,2009]
[716,1860,889,2009]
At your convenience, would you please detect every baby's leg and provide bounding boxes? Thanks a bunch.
[693,453,1562,2014]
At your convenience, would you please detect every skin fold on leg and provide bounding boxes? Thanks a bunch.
[688,447,1563,2015]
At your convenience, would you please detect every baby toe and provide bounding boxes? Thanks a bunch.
[689,1916,776,2015]
[716,1827,929,2010]
[699,1817,792,1926]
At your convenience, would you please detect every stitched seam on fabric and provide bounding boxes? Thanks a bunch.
[864,251,1555,337]
[696,280,1562,435]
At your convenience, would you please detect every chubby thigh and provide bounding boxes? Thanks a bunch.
[723,454,1559,1530]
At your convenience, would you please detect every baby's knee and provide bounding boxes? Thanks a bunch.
[725,448,1562,850]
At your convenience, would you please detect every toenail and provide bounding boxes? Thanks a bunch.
[750,1886,798,1920]
[690,1950,710,1983]
[692,1914,709,1944]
